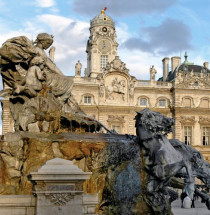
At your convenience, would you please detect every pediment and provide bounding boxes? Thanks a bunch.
[175,76,210,89]
[97,56,137,102]
[179,116,196,124]
[199,116,210,124]
[97,56,133,81]
[107,115,125,123]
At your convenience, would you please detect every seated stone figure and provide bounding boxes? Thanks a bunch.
[0,33,108,133]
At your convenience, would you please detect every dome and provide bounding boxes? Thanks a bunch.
[90,9,115,28]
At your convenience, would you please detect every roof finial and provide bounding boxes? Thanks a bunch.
[101,7,107,14]
[184,51,188,62]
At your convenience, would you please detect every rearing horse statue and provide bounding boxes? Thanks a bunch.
[135,108,210,213]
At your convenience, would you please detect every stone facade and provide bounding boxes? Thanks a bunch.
[1,10,210,162]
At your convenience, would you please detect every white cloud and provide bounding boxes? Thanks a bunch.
[0,12,165,79]
[118,49,163,80]
[0,13,90,76]
[0,31,34,47]
[36,14,89,75]
[35,0,55,8]
[116,22,131,44]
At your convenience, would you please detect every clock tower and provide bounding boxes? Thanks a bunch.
[86,8,118,78]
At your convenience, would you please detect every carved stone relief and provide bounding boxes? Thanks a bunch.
[92,27,116,42]
[199,116,210,124]
[96,56,137,102]
[179,116,196,124]
[105,77,126,101]
[46,193,74,206]
[104,56,129,74]
[175,70,210,89]
[107,115,125,123]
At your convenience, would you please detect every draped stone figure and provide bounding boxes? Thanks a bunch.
[0,33,107,133]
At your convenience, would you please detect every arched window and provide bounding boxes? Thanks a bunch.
[159,99,166,108]
[140,98,147,107]
[81,94,95,105]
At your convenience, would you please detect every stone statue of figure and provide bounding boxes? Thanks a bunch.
[150,65,157,81]
[0,33,83,114]
[84,68,88,77]
[75,60,82,76]
[99,82,105,97]
[14,56,45,97]
[0,33,63,76]
[176,70,183,83]
[33,33,63,75]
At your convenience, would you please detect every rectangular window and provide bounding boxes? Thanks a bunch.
[184,126,192,145]
[159,99,166,107]
[140,98,147,106]
[100,55,108,72]
[202,127,210,146]
[84,96,91,104]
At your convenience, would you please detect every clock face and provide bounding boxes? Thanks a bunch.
[98,40,111,53]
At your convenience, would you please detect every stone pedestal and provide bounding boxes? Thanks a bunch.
[29,158,97,215]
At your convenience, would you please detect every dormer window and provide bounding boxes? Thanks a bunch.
[84,96,91,104]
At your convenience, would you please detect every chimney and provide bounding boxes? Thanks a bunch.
[171,56,181,72]
[204,62,209,69]
[162,57,169,81]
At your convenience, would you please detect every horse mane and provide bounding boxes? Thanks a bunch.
[135,108,174,137]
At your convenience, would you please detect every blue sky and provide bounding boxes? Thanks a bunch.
[0,0,210,81]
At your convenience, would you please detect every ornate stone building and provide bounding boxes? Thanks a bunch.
[72,9,210,161]
[1,9,210,161]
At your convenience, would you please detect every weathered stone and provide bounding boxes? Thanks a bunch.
[42,120,50,132]
[28,122,40,133]
[0,132,109,197]
[73,158,87,172]
[6,168,21,178]
[52,142,63,157]
[60,142,83,160]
